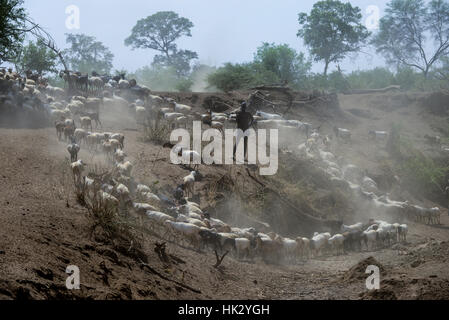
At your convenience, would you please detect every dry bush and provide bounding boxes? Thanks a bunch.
[55,158,74,202]
[68,163,147,262]
[397,138,449,204]
[142,123,171,145]
[205,172,235,206]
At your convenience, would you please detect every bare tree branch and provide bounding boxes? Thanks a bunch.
[22,17,68,71]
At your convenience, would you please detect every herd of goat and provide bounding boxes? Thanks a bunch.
[1,67,446,265]
[65,129,413,265]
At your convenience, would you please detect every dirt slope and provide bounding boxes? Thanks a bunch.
[0,90,448,300]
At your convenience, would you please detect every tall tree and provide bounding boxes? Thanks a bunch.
[0,0,27,63]
[14,39,58,75]
[372,0,449,77]
[254,42,311,84]
[125,11,198,76]
[152,49,198,77]
[63,33,114,74]
[297,0,370,76]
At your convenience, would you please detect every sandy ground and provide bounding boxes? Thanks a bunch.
[0,91,448,300]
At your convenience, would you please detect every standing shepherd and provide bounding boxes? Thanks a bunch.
[233,102,254,162]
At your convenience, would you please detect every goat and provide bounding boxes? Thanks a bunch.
[165,221,201,249]
[80,116,93,132]
[368,130,388,141]
[79,111,101,128]
[70,160,86,186]
[74,129,88,145]
[117,161,133,177]
[397,224,408,242]
[55,121,65,141]
[67,143,80,162]
[183,171,197,199]
[328,234,345,255]
[333,126,351,142]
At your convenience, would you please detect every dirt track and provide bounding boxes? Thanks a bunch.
[0,91,449,300]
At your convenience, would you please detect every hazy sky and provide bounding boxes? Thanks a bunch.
[23,0,391,73]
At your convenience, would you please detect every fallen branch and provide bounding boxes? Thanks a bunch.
[139,259,202,294]
[213,100,235,110]
[251,85,292,92]
[343,85,401,95]
[213,250,229,268]
[292,96,327,105]
[154,242,170,264]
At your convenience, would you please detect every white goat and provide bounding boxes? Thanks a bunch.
[369,130,388,141]
[341,222,363,234]
[70,160,86,185]
[174,103,192,114]
[333,127,351,142]
[183,171,197,198]
[328,234,345,255]
[165,221,201,248]
[117,161,133,177]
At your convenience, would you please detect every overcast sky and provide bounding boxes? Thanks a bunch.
[23,0,391,73]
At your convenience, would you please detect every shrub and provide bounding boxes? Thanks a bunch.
[207,62,256,92]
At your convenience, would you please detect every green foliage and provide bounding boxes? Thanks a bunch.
[297,0,370,75]
[207,43,311,92]
[129,65,193,92]
[125,11,198,76]
[47,74,65,88]
[208,59,449,93]
[346,68,396,89]
[175,78,194,92]
[63,33,114,74]
[372,0,449,76]
[383,125,449,199]
[254,42,311,84]
[326,71,351,92]
[152,49,198,77]
[0,0,26,63]
[207,62,257,92]
[398,137,449,198]
[400,155,449,194]
[14,40,58,75]
[340,67,446,92]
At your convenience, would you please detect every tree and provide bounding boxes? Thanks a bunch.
[297,0,370,76]
[63,33,114,74]
[346,67,396,89]
[152,49,198,77]
[129,65,187,91]
[207,43,312,92]
[372,0,449,77]
[0,0,27,63]
[14,40,58,75]
[207,63,257,92]
[254,42,311,84]
[125,11,198,76]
